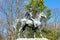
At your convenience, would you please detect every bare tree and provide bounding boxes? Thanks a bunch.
[51,8,60,31]
[0,34,5,40]
[0,0,26,40]
[0,14,3,26]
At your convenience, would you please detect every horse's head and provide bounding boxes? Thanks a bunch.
[37,12,46,21]
[39,12,46,18]
[41,12,46,18]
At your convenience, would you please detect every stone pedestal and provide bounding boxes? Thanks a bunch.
[16,38,48,40]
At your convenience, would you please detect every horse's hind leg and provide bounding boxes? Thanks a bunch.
[18,26,23,38]
[18,24,27,38]
[18,24,24,38]
[22,24,27,32]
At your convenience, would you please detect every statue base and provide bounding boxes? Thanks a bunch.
[16,38,48,40]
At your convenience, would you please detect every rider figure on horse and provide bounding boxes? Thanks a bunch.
[25,8,33,20]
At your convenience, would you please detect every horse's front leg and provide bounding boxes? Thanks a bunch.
[34,30,36,38]
[38,26,43,38]
[33,24,37,38]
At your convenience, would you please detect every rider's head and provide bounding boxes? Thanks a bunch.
[29,8,32,12]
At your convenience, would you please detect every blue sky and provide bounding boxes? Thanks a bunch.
[44,0,60,23]
[27,0,60,8]
[27,0,60,23]
[44,0,60,9]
